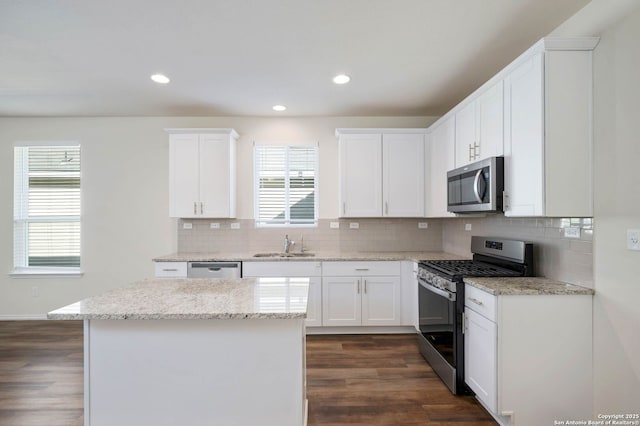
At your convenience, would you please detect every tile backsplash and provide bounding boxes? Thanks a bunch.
[177,216,593,288]
[178,218,442,254]
[442,216,593,288]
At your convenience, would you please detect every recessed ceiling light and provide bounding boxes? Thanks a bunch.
[150,74,170,84]
[272,105,287,112]
[333,74,351,85]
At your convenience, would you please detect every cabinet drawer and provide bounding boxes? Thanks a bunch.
[242,261,322,277]
[322,261,400,276]
[465,284,497,322]
[154,262,188,278]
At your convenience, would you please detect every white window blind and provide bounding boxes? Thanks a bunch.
[254,145,317,226]
[14,144,81,271]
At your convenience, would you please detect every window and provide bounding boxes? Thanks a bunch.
[13,144,81,273]
[254,145,318,226]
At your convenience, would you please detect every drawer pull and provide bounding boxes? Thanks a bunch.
[355,268,369,271]
[469,297,484,306]
[162,268,178,272]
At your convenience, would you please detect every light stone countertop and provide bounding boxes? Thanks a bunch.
[47,278,309,320]
[464,276,594,296]
[153,251,468,263]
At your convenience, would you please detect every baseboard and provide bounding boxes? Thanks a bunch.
[0,314,48,321]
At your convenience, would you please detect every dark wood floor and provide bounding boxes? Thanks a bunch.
[0,321,496,425]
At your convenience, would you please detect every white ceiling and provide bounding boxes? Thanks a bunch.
[0,0,590,117]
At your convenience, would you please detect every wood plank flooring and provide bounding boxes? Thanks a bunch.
[0,321,496,425]
[306,334,496,425]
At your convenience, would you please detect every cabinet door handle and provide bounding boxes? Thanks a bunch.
[468,144,474,161]
[469,297,484,306]
[162,268,178,272]
[343,202,346,215]
[193,202,197,215]
[364,279,367,294]
[357,279,360,294]
[385,202,389,215]
[200,202,203,214]
[355,268,369,271]
[474,142,480,159]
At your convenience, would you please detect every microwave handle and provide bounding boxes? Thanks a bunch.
[473,169,483,203]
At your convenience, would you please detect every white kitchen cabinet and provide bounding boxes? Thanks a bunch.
[322,261,401,326]
[154,261,188,278]
[242,261,323,327]
[425,117,455,217]
[464,304,498,413]
[337,129,426,218]
[502,39,597,217]
[382,133,425,217]
[464,283,592,425]
[338,133,382,217]
[454,81,504,168]
[167,128,238,218]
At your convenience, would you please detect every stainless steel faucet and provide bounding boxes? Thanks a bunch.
[284,234,295,253]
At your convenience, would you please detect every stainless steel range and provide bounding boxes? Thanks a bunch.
[417,236,533,394]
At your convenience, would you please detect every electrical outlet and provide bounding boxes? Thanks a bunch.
[349,222,359,229]
[183,223,193,230]
[330,222,340,229]
[210,223,220,229]
[32,286,39,297]
[230,223,240,229]
[564,227,581,239]
[465,223,472,231]
[627,229,640,251]
[418,222,428,229]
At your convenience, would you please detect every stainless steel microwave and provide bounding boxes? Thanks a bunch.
[447,156,504,213]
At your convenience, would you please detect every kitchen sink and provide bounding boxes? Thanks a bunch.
[253,252,315,258]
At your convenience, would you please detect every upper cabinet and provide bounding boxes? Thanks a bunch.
[167,128,238,218]
[336,129,426,218]
[427,37,599,218]
[454,81,504,168]
[503,41,596,217]
[426,117,456,218]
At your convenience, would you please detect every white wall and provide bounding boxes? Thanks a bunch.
[553,0,640,414]
[0,116,434,316]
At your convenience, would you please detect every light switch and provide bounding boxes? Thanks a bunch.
[418,222,428,229]
[230,223,240,229]
[627,229,640,251]
[564,227,581,239]
[183,223,193,229]
[210,223,220,229]
[465,223,472,231]
[349,222,359,229]
[330,222,340,229]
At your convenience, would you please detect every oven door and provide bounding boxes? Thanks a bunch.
[418,279,456,366]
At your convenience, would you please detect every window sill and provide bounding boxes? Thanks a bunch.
[10,269,84,278]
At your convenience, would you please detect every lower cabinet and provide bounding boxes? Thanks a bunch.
[154,262,187,278]
[464,284,593,425]
[242,261,323,327]
[321,261,401,327]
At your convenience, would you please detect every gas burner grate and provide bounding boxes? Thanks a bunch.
[420,260,523,280]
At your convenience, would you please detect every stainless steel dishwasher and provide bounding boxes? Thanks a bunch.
[187,262,242,278]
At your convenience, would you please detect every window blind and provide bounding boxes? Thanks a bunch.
[254,145,317,226]
[14,145,81,270]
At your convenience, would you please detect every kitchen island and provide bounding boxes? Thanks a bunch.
[48,278,309,426]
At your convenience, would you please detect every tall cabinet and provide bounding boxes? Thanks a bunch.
[336,128,426,218]
[167,128,238,218]
[503,39,597,217]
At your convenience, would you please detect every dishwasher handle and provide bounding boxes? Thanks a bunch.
[190,262,239,269]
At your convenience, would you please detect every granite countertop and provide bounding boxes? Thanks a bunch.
[47,278,309,320]
[464,276,594,296]
[153,251,468,263]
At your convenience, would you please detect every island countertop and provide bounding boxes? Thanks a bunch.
[47,277,309,320]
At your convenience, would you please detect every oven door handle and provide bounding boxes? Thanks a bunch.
[419,279,456,302]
